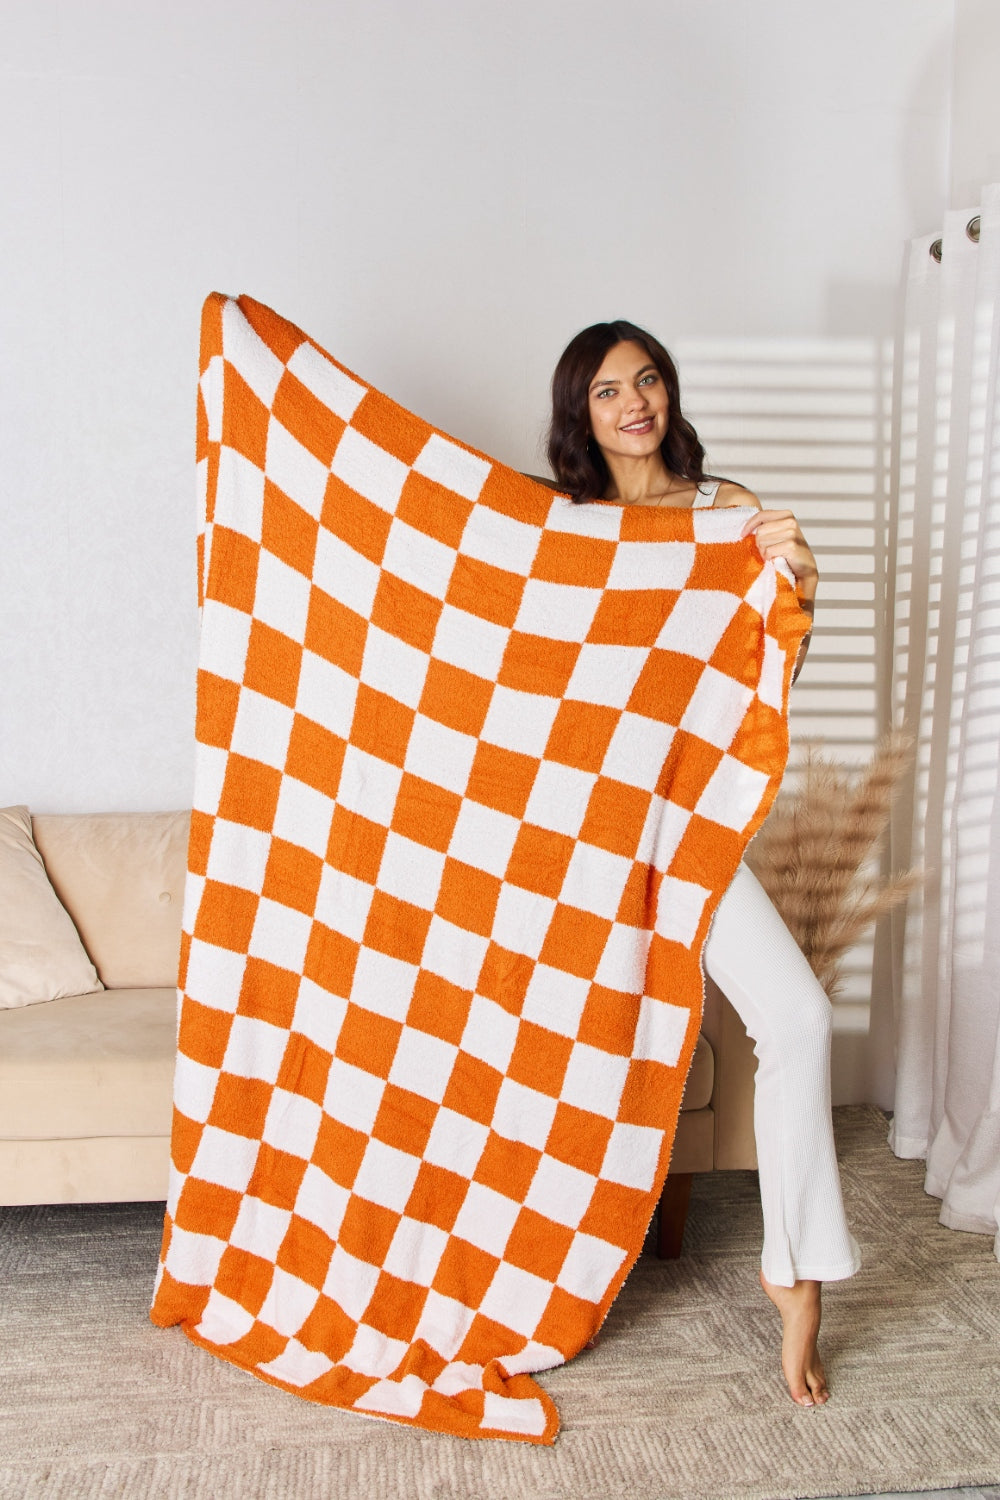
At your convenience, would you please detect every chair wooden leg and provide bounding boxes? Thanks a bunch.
[657,1172,693,1259]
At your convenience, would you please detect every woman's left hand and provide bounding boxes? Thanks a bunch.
[740,509,819,603]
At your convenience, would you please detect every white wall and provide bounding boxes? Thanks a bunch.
[950,0,1000,206]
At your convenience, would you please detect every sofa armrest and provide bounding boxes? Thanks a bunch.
[700,975,758,1171]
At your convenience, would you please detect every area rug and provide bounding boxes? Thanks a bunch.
[151,293,808,1441]
[3,1108,999,1498]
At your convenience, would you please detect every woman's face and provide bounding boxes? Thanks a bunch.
[587,340,669,464]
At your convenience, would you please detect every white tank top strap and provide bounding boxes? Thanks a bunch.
[691,480,721,509]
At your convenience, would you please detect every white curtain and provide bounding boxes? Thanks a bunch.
[888,185,1000,1260]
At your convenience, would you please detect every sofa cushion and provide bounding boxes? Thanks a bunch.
[0,987,177,1139]
[683,1033,714,1111]
[0,806,103,1009]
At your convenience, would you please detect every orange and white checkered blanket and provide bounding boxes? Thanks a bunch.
[151,294,808,1444]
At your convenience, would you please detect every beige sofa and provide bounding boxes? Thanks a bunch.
[0,812,759,1255]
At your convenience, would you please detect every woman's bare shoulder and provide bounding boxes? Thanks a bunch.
[713,481,761,510]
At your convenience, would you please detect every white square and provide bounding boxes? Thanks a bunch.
[195,1288,255,1347]
[480,686,560,758]
[694,754,770,833]
[331,425,408,512]
[522,760,596,838]
[514,579,602,642]
[273,776,336,859]
[600,1121,663,1191]
[173,1053,219,1125]
[291,979,348,1055]
[496,1339,564,1377]
[388,1026,458,1104]
[229,689,295,772]
[200,355,223,444]
[248,898,313,971]
[758,633,787,711]
[344,1324,409,1378]
[520,965,590,1039]
[458,504,540,575]
[491,1077,559,1151]
[601,712,676,792]
[423,1107,489,1178]
[222,1014,289,1083]
[558,842,633,920]
[490,885,557,960]
[564,645,650,710]
[356,1373,428,1418]
[230,1196,292,1261]
[560,1042,630,1119]
[638,798,691,872]
[215,445,265,542]
[263,1088,323,1160]
[182,872,206,936]
[189,1125,260,1193]
[555,1231,626,1301]
[295,649,359,741]
[524,1155,598,1229]
[420,914,490,989]
[258,1265,321,1338]
[192,744,228,817]
[594,922,652,994]
[656,589,741,660]
[199,599,252,683]
[314,866,374,943]
[323,1244,380,1321]
[313,530,381,618]
[656,875,710,946]
[265,416,330,521]
[481,1392,548,1437]
[742,561,777,620]
[413,432,491,500]
[632,994,690,1065]
[404,714,479,795]
[360,625,430,712]
[606,540,695,590]
[184,939,247,1015]
[324,1057,386,1134]
[337,745,403,825]
[544,493,622,539]
[351,947,419,1023]
[258,1338,335,1389]
[382,516,457,596]
[383,1216,450,1289]
[164,1224,227,1287]
[679,666,754,752]
[414,1291,477,1360]
[295,1162,350,1238]
[451,1181,521,1256]
[352,1137,422,1213]
[480,1262,553,1339]
[223,298,284,406]
[287,340,366,421]
[376,830,446,909]
[448,800,521,878]
[253,549,312,645]
[431,604,508,681]
[460,994,520,1074]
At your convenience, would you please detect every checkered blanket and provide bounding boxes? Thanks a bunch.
[151,294,808,1444]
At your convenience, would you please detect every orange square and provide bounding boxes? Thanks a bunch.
[530,530,615,588]
[406,971,472,1045]
[465,742,539,820]
[432,1237,499,1309]
[685,536,754,593]
[538,903,612,981]
[364,890,432,964]
[216,1244,275,1317]
[545,1102,614,1173]
[238,957,300,1029]
[326,805,388,883]
[709,601,763,684]
[397,469,474,550]
[587,589,678,646]
[276,1213,336,1290]
[349,389,429,466]
[349,684,415,768]
[206,526,258,615]
[371,571,443,655]
[506,1023,573,1098]
[338,1195,400,1266]
[313,1114,369,1191]
[457,1312,525,1367]
[445,556,525,628]
[475,943,534,1015]
[197,672,240,749]
[263,838,324,916]
[668,816,743,892]
[616,1057,677,1128]
[406,1161,468,1232]
[363,1270,429,1344]
[504,1208,574,1282]
[321,480,392,566]
[390,772,462,853]
[335,1002,402,1077]
[285,715,346,799]
[179,998,232,1070]
[656,730,722,810]
[441,1051,504,1126]
[303,923,360,999]
[473,1132,541,1202]
[188,810,214,877]
[240,296,305,362]
[435,859,502,937]
[260,481,319,580]
[304,587,368,678]
[170,1107,203,1174]
[627,649,706,725]
[174,1176,242,1240]
[208,1073,273,1139]
[727,698,784,772]
[544,700,619,774]
[533,1285,598,1355]
[478,466,550,525]
[418,658,494,737]
[178,929,191,990]
[193,879,259,952]
[615,862,655,927]
[296,1291,356,1364]
[216,754,282,833]
[505,823,575,898]
[247,1143,308,1209]
[580,1179,649,1250]
[272,371,346,467]
[243,620,302,709]
[373,1083,439,1158]
[497,633,580,698]
[221,367,269,468]
[576,985,642,1054]
[578,777,652,857]
[276,1034,333,1107]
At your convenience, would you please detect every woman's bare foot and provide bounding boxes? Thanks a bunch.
[758,1270,829,1406]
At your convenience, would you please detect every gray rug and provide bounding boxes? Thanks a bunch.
[1,1106,998,1500]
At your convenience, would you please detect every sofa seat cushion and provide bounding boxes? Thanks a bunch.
[0,988,177,1140]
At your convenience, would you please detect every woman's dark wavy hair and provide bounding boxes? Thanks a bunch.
[547,320,709,502]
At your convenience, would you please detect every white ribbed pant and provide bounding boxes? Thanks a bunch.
[702,863,862,1288]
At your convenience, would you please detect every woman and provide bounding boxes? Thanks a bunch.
[546,321,860,1408]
